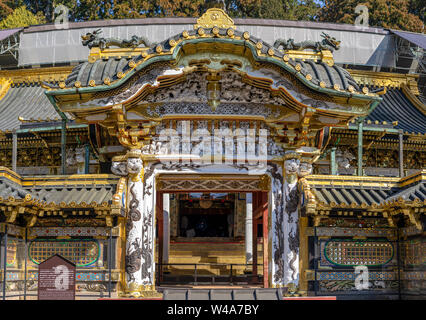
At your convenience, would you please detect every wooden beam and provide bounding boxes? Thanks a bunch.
[253,202,268,220]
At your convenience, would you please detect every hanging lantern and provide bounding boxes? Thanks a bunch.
[206,72,221,112]
[200,200,213,209]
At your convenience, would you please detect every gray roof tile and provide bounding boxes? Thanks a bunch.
[0,84,62,131]
[366,88,426,134]
[58,28,359,93]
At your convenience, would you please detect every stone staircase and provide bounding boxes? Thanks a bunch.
[162,288,284,300]
[157,241,264,277]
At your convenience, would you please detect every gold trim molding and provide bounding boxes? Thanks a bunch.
[0,78,12,100]
[401,83,426,116]
[348,69,420,95]
[0,66,74,85]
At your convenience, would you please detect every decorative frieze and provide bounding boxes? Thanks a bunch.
[317,271,396,281]
[309,227,396,237]
[157,176,265,192]
[28,227,111,237]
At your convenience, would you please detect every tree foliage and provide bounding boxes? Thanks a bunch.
[317,0,425,33]
[408,0,425,24]
[0,5,46,29]
[0,0,424,33]
[223,0,319,20]
[0,0,15,20]
[17,0,319,21]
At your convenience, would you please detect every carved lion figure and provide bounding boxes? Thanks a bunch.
[111,161,128,176]
[127,157,143,174]
[298,162,313,178]
[284,158,300,175]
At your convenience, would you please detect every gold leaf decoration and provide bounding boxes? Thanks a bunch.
[194,8,235,30]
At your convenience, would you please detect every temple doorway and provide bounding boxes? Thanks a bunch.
[178,193,235,239]
[155,187,269,288]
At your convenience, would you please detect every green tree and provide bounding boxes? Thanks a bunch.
[22,0,87,22]
[408,0,425,24]
[317,0,424,33]
[0,5,46,29]
[0,0,17,20]
[20,0,320,22]
[225,0,319,20]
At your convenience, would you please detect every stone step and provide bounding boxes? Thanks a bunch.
[162,288,283,300]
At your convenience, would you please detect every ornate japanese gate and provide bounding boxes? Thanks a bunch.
[45,8,380,297]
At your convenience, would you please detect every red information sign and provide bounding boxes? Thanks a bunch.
[37,254,76,300]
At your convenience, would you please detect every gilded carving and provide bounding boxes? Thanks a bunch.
[194,8,235,30]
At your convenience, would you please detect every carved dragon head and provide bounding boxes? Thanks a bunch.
[321,32,341,51]
[81,29,102,46]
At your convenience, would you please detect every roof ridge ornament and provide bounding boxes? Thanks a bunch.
[81,29,153,50]
[194,8,235,30]
[274,32,341,53]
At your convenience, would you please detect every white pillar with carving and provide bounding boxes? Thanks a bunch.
[140,162,156,288]
[282,152,301,288]
[268,163,285,287]
[124,150,145,295]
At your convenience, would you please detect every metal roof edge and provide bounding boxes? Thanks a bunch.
[22,17,389,35]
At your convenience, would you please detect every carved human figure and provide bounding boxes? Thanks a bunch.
[65,148,76,167]
[75,147,85,174]
[336,149,355,174]
[297,161,316,215]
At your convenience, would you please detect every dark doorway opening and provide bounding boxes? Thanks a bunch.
[178,193,235,238]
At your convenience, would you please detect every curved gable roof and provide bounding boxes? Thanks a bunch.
[45,27,378,106]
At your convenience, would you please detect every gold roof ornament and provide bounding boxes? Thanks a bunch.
[194,8,236,30]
